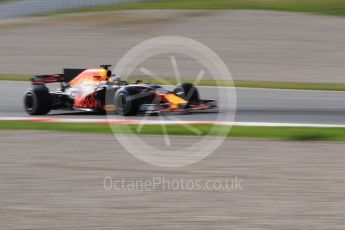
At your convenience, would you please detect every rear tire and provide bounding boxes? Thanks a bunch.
[24,87,51,115]
[173,83,200,104]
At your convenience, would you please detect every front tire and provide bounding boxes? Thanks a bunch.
[114,90,138,116]
[24,87,51,115]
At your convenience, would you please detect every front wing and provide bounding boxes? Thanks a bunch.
[139,99,218,115]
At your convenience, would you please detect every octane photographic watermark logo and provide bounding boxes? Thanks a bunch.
[103,176,243,192]
[106,36,237,167]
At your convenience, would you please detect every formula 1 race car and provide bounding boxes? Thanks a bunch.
[23,65,218,116]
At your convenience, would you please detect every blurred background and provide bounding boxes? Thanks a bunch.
[1,1,345,230]
[1,0,345,83]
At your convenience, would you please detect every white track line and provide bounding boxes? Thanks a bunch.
[1,117,345,128]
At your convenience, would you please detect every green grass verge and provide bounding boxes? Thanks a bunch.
[0,75,31,81]
[57,0,345,17]
[234,80,345,91]
[2,74,345,91]
[1,121,345,142]
[0,0,14,3]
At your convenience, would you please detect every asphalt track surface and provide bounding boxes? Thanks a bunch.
[1,131,344,229]
[2,81,345,124]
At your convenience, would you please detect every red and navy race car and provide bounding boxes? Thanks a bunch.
[23,65,218,116]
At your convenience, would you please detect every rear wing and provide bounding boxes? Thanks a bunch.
[31,74,64,85]
[31,68,85,85]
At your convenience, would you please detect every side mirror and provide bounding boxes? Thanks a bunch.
[134,79,143,84]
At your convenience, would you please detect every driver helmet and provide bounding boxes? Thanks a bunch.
[111,73,121,84]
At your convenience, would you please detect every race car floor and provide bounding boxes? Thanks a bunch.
[0,131,344,229]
